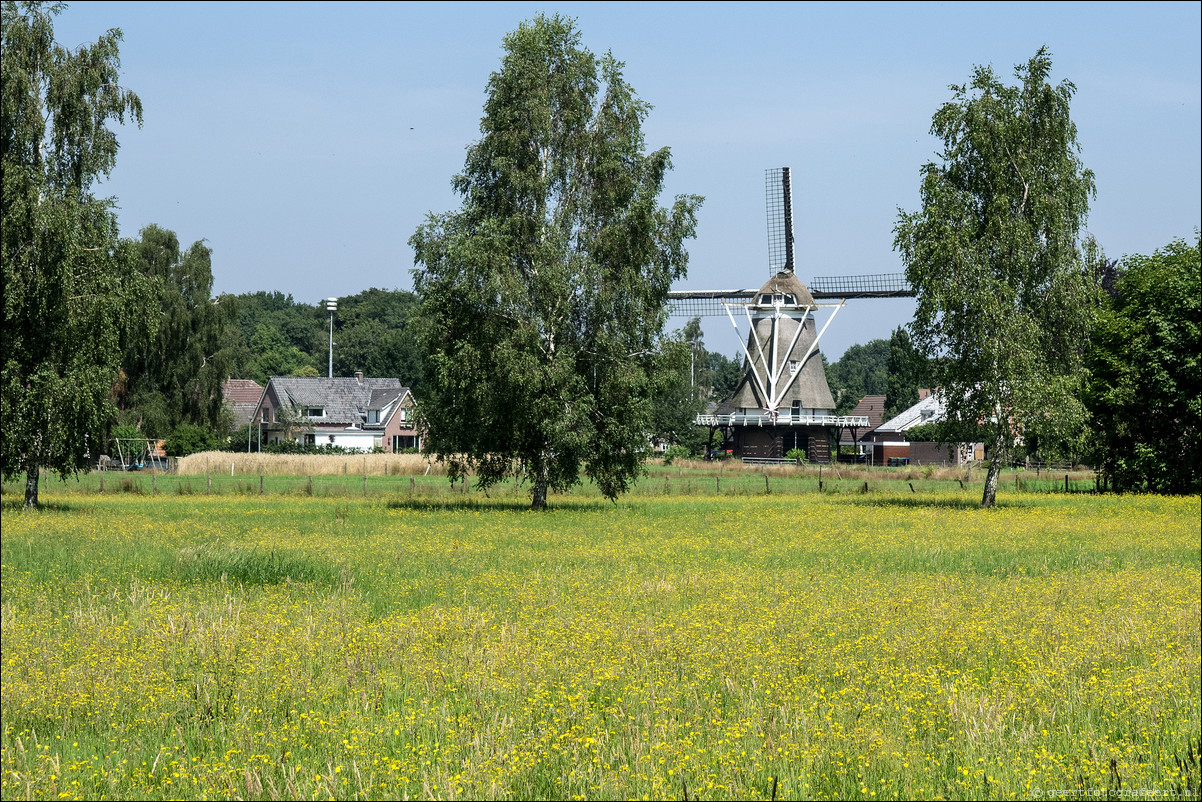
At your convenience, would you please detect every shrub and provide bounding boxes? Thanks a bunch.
[785,447,808,464]
[163,424,219,457]
[662,445,691,465]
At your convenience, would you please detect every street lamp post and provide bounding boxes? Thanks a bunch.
[326,297,338,378]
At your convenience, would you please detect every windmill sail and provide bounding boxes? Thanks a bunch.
[765,167,796,275]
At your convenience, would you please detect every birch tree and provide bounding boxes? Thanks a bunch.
[2,1,151,507]
[410,14,702,509]
[894,48,1099,508]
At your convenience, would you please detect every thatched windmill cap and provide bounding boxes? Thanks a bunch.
[750,271,817,309]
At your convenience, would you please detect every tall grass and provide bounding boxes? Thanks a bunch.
[175,451,440,476]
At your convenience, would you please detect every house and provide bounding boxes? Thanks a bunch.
[252,372,420,452]
[839,394,887,446]
[859,389,983,466]
[222,379,265,430]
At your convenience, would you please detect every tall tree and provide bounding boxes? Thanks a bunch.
[119,224,238,437]
[1086,237,1200,494]
[2,1,150,507]
[706,350,742,403]
[884,326,924,420]
[894,48,1099,508]
[328,288,422,387]
[410,15,702,509]
[824,339,890,414]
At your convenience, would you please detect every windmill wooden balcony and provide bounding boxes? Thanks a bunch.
[697,412,870,428]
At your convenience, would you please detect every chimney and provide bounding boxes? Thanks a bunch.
[354,370,363,384]
[918,388,930,400]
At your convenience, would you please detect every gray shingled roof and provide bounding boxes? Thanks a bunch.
[267,377,404,426]
[876,392,946,432]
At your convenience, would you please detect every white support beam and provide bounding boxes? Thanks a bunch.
[724,302,770,407]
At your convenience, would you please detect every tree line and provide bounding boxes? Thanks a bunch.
[108,225,424,451]
[3,5,1197,508]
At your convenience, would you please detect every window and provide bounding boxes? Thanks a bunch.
[304,433,316,446]
[303,407,324,418]
[391,434,417,452]
[366,409,380,424]
[789,361,800,375]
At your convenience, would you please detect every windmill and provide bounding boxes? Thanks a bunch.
[667,167,915,463]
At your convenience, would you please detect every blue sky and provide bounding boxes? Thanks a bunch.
[53,1,1201,360]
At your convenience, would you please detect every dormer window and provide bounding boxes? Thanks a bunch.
[303,407,324,418]
[758,293,797,306]
[366,409,381,424]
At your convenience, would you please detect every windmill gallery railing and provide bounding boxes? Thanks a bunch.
[696,413,870,428]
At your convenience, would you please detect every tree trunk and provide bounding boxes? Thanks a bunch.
[531,476,548,511]
[23,458,40,509]
[981,435,1005,509]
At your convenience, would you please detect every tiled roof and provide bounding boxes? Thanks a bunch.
[840,394,886,441]
[267,377,405,426]
[222,379,264,405]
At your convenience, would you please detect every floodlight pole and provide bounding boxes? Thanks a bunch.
[326,297,338,378]
[687,338,700,387]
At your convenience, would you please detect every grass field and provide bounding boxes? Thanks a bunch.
[1,471,1198,800]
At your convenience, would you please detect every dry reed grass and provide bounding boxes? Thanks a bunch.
[175,451,445,476]
[664,458,1092,482]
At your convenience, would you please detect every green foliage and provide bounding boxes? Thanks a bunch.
[261,440,357,456]
[246,320,315,380]
[661,445,691,465]
[884,327,925,420]
[329,288,422,387]
[225,424,261,453]
[706,350,742,403]
[785,447,808,464]
[162,423,218,457]
[118,225,238,437]
[111,424,142,443]
[824,339,890,414]
[1,1,152,507]
[410,15,702,509]
[1087,237,1201,493]
[894,48,1099,507]
[650,334,706,447]
[903,422,943,443]
[227,288,422,387]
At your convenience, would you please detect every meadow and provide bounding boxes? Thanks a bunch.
[1,467,1199,800]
